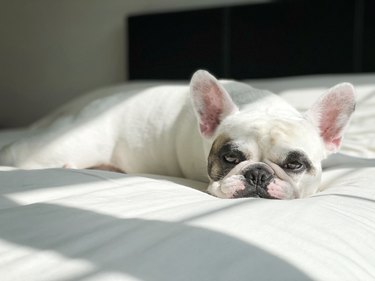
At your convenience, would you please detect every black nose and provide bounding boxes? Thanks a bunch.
[244,165,273,188]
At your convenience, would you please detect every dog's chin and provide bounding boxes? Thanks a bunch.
[233,185,276,199]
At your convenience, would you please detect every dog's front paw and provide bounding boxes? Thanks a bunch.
[63,163,78,169]
[207,175,246,199]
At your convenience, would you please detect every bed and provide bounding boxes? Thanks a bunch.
[1,2,375,281]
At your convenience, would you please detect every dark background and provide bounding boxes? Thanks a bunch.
[128,0,374,80]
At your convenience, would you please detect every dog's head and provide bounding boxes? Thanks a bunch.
[190,70,355,199]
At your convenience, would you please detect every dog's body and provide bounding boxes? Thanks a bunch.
[0,70,355,199]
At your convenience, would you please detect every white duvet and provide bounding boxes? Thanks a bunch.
[1,74,375,281]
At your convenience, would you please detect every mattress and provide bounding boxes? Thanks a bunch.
[1,74,375,281]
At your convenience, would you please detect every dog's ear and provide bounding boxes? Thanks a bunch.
[190,70,238,138]
[305,83,356,154]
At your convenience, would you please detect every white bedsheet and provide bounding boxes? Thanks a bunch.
[1,74,375,281]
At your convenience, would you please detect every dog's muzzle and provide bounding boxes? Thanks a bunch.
[234,163,275,198]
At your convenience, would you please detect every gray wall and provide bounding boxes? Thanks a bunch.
[0,0,266,127]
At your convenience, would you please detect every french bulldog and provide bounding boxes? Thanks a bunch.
[0,70,355,199]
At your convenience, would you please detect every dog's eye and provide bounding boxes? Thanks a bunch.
[222,153,241,165]
[284,161,304,171]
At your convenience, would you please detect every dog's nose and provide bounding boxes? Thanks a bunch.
[244,165,273,188]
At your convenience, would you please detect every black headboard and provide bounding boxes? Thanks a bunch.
[128,0,374,80]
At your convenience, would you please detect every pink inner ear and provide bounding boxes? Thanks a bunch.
[313,83,355,153]
[330,137,342,151]
[199,87,224,137]
[319,104,346,153]
[191,70,238,138]
[319,106,341,146]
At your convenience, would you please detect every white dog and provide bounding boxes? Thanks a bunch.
[0,70,355,199]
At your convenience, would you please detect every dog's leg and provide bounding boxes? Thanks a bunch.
[0,124,115,170]
[63,163,78,169]
[89,164,125,173]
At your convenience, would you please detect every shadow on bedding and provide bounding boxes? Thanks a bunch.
[0,200,312,281]
[0,168,207,195]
